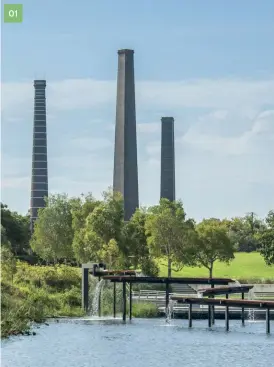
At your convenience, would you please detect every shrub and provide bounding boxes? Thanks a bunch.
[14,263,81,291]
[61,287,82,307]
[132,303,159,318]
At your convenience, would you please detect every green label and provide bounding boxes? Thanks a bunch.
[4,4,23,23]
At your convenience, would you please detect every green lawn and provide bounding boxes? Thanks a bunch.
[158,252,274,282]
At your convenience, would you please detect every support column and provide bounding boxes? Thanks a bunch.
[211,283,215,325]
[98,276,101,317]
[188,303,193,328]
[129,282,132,320]
[122,281,127,322]
[241,292,245,326]
[82,268,89,311]
[208,305,212,328]
[225,306,229,331]
[113,282,116,318]
[266,308,270,334]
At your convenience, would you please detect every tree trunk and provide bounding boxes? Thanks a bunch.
[168,257,172,278]
[209,265,213,279]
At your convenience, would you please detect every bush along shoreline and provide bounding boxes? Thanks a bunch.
[3,261,274,338]
[1,263,161,338]
[1,263,85,338]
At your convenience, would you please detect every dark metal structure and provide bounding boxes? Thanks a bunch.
[113,49,139,221]
[102,276,233,322]
[30,80,48,232]
[160,117,175,202]
[196,285,254,327]
[82,267,273,334]
[171,296,274,333]
[197,285,253,296]
[81,263,137,314]
[102,276,233,285]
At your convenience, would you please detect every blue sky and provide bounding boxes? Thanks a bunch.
[1,0,274,221]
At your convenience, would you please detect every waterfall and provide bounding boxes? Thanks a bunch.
[165,300,175,323]
[91,279,105,316]
[247,289,255,322]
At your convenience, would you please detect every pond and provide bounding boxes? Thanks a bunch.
[2,318,274,367]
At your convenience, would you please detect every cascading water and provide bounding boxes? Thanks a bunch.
[91,279,105,316]
[165,300,175,323]
[247,289,255,322]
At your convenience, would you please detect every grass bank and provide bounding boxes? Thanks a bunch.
[159,252,274,283]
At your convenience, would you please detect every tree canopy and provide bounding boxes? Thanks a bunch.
[145,199,194,277]
[2,193,273,278]
[30,194,74,263]
[1,203,30,256]
[257,211,274,265]
[192,218,235,278]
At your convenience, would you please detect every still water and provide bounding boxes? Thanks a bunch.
[2,318,274,367]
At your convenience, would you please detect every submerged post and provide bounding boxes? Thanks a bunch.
[208,305,212,328]
[211,282,215,325]
[122,281,127,321]
[208,280,212,328]
[98,276,101,317]
[266,308,270,334]
[113,282,116,318]
[82,267,89,311]
[241,292,245,326]
[188,303,193,328]
[225,305,229,331]
[129,282,132,320]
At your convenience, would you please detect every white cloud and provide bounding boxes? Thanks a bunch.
[146,141,161,156]
[1,76,274,220]
[2,77,274,118]
[1,156,30,177]
[138,122,160,133]
[70,137,112,151]
[1,176,30,189]
[180,109,274,156]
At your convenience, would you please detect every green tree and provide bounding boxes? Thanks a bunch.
[30,194,74,263]
[98,238,123,269]
[225,213,265,252]
[1,203,31,256]
[86,189,124,245]
[74,229,104,264]
[71,193,101,264]
[1,246,17,283]
[193,218,234,278]
[257,211,274,265]
[1,225,10,248]
[123,208,158,275]
[71,193,101,233]
[73,189,124,265]
[145,199,192,278]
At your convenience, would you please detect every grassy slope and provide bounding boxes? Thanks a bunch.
[158,252,274,282]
